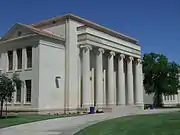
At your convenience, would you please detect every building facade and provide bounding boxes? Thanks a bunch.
[0,14,144,113]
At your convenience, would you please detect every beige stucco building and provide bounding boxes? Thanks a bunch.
[0,14,144,113]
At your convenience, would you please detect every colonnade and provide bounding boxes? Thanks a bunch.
[81,45,144,108]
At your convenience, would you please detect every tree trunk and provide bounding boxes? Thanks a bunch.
[154,92,163,108]
[0,100,3,117]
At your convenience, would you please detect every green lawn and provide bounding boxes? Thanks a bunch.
[0,113,82,129]
[75,112,180,135]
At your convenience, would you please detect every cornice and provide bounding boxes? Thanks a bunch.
[31,14,139,45]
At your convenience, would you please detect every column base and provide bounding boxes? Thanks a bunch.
[95,104,106,112]
[117,104,126,106]
[96,104,105,107]
[106,104,117,108]
[135,103,144,110]
[127,103,135,106]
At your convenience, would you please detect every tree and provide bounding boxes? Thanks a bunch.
[0,73,23,117]
[143,53,180,107]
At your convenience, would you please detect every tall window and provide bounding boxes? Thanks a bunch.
[16,88,21,102]
[25,80,31,103]
[26,47,32,68]
[17,49,22,69]
[8,51,13,70]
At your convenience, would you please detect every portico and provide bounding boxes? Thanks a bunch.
[80,44,143,109]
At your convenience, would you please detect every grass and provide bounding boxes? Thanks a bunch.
[0,113,82,129]
[75,112,180,135]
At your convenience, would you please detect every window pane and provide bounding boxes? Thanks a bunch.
[8,51,13,70]
[25,80,31,103]
[26,47,32,68]
[17,49,22,69]
[16,88,21,102]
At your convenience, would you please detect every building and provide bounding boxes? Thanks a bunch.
[0,14,144,114]
[144,91,180,107]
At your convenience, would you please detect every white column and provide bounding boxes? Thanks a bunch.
[107,51,115,106]
[103,69,106,105]
[77,48,81,108]
[96,48,104,107]
[135,59,144,106]
[91,68,95,106]
[82,45,92,108]
[117,54,125,105]
[127,56,134,105]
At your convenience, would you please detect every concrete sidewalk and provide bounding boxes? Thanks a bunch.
[0,108,179,135]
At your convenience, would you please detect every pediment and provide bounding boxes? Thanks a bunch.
[1,23,36,41]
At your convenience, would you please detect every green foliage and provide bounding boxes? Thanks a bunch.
[143,53,180,107]
[0,73,23,116]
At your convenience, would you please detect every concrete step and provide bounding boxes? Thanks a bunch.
[102,105,143,114]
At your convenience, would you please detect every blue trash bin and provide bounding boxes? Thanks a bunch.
[89,107,95,114]
[150,104,154,109]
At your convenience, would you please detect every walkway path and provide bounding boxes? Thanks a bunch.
[0,108,180,135]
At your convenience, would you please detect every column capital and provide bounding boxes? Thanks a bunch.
[98,48,104,53]
[135,58,142,65]
[109,51,115,56]
[118,54,125,60]
[127,56,134,62]
[95,48,104,55]
[80,45,92,50]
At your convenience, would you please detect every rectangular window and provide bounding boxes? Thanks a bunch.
[25,80,31,103]
[17,49,22,69]
[8,51,13,70]
[26,47,32,68]
[16,88,21,102]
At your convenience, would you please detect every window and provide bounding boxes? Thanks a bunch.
[25,80,31,103]
[8,51,13,70]
[26,47,32,68]
[17,49,22,69]
[17,31,22,36]
[16,88,21,102]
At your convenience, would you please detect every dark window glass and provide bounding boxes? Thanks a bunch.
[8,51,13,70]
[25,80,31,102]
[17,49,22,69]
[26,47,32,68]
[16,88,21,102]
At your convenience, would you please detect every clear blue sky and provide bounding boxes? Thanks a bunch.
[0,0,180,62]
